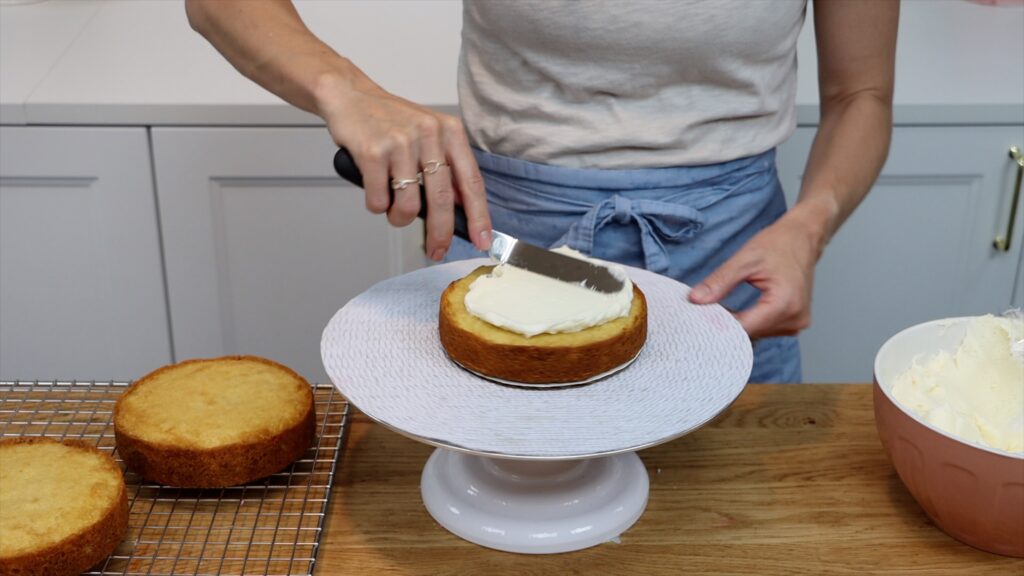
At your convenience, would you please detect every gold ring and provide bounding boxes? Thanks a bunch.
[421,160,448,175]
[390,174,423,191]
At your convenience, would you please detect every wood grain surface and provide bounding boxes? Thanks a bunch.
[318,384,1022,575]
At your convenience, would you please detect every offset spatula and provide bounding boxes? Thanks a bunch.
[333,148,625,293]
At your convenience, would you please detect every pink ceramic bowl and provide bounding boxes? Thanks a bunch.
[874,317,1024,557]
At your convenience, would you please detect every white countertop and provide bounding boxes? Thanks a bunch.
[2,0,463,125]
[0,0,102,124]
[1,0,1022,127]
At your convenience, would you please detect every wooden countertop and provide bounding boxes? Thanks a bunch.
[318,384,1021,575]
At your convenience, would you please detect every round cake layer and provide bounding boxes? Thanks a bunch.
[114,356,316,487]
[440,266,647,384]
[0,438,128,576]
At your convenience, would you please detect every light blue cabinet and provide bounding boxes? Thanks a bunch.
[150,127,425,385]
[0,127,172,380]
[776,125,1024,382]
[3,123,1020,384]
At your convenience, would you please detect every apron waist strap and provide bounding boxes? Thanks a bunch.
[557,195,705,273]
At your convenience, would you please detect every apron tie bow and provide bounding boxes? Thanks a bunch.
[558,194,706,273]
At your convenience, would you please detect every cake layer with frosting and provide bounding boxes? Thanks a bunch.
[464,247,633,338]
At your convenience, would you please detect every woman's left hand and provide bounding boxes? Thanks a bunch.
[687,208,827,339]
[686,0,896,340]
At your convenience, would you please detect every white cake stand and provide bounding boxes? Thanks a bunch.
[321,260,751,554]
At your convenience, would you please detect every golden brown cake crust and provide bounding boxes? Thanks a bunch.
[113,356,316,488]
[0,438,128,576]
[439,266,647,384]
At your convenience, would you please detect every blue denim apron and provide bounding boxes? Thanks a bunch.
[445,148,802,383]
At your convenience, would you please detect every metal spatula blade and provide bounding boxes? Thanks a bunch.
[333,148,625,293]
[488,231,624,293]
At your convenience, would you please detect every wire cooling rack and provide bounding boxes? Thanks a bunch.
[0,380,349,576]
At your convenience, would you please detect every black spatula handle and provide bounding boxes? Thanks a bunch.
[333,148,470,241]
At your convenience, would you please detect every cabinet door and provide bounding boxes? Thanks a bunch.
[0,127,171,380]
[152,128,425,384]
[776,125,1024,382]
[1015,242,1024,310]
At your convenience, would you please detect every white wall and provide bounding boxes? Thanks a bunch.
[297,0,1024,108]
[296,0,464,106]
[5,0,1018,124]
[796,0,1024,105]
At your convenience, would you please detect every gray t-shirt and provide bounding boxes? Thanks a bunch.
[458,0,807,169]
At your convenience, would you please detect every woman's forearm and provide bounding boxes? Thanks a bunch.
[787,90,894,258]
[186,0,493,257]
[185,0,373,117]
[687,86,894,337]
[786,0,898,259]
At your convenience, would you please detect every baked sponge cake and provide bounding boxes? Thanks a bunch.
[114,356,316,488]
[0,438,128,576]
[440,260,647,384]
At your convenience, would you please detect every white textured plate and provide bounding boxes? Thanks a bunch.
[321,259,752,460]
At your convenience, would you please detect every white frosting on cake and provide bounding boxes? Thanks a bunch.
[891,314,1024,454]
[464,247,634,338]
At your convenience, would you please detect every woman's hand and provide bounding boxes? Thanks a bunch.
[695,0,897,337]
[688,203,830,339]
[186,0,493,261]
[316,73,492,261]
[689,0,897,339]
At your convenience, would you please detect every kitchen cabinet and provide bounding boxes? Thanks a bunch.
[0,127,171,380]
[1015,240,1024,309]
[776,125,1024,382]
[151,127,425,384]
[4,124,1019,384]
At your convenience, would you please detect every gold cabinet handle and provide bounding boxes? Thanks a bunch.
[994,145,1024,252]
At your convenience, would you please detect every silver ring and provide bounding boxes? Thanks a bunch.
[390,174,423,191]
[421,160,448,175]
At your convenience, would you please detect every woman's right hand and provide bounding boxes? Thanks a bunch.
[315,70,492,261]
[186,1,484,260]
